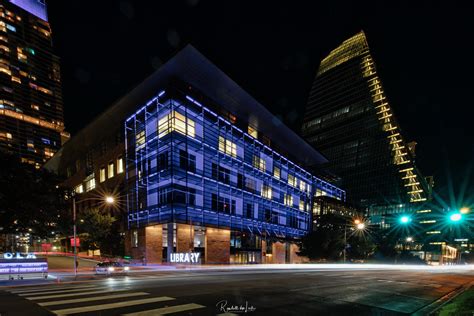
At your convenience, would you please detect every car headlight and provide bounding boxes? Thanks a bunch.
[108,267,115,272]
[124,266,129,271]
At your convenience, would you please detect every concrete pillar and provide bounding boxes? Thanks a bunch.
[205,227,230,264]
[289,243,308,263]
[144,225,162,264]
[166,223,174,262]
[176,223,194,253]
[262,239,271,263]
[124,230,132,258]
[272,241,286,264]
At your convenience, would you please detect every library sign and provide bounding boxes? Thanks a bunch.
[169,252,201,264]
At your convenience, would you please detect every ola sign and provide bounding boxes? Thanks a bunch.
[3,252,37,259]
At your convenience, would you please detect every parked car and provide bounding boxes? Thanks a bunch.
[95,262,130,275]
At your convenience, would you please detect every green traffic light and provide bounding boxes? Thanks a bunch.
[399,215,411,224]
[449,212,462,222]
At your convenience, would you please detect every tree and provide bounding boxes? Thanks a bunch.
[298,214,346,261]
[78,207,116,253]
[347,234,377,260]
[0,151,68,240]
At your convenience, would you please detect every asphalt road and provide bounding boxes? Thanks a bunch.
[0,266,473,315]
[40,256,99,270]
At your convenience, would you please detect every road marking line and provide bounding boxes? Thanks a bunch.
[121,303,205,315]
[39,292,149,306]
[25,289,129,300]
[10,285,97,294]
[20,286,108,297]
[50,296,175,315]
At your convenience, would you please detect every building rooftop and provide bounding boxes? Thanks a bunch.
[46,45,327,172]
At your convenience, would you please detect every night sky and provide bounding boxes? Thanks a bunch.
[47,1,474,204]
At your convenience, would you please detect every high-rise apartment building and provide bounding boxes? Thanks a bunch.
[0,0,68,168]
[302,31,430,209]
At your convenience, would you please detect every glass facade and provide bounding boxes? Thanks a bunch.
[0,0,67,168]
[126,89,344,239]
[302,31,430,208]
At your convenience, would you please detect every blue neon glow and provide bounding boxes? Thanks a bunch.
[125,91,345,239]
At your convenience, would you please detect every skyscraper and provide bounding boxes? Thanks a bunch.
[0,0,68,168]
[302,31,430,210]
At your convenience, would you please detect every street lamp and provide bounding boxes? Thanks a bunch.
[406,237,413,242]
[344,219,366,263]
[72,194,116,277]
[459,207,469,214]
[356,223,365,230]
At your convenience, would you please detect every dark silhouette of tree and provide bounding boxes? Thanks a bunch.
[298,214,346,261]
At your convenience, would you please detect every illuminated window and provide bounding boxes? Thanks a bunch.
[17,47,27,62]
[11,76,21,83]
[136,130,145,147]
[284,194,293,207]
[253,155,266,172]
[261,185,272,200]
[248,125,258,138]
[299,200,305,211]
[117,157,124,174]
[315,189,327,197]
[6,24,16,32]
[108,162,114,178]
[44,148,54,158]
[218,136,237,158]
[299,180,307,192]
[273,166,280,179]
[75,184,83,194]
[132,230,138,247]
[27,139,34,151]
[31,104,39,110]
[0,131,11,140]
[419,220,436,224]
[0,62,10,75]
[99,167,106,183]
[85,175,96,192]
[288,174,297,187]
[37,86,53,95]
[158,111,195,138]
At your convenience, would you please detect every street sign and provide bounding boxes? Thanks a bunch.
[169,252,201,264]
[70,237,80,247]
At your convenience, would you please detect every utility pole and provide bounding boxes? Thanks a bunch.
[72,194,77,278]
[343,225,347,263]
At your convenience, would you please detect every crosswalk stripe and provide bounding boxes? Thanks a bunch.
[20,286,108,297]
[26,289,130,300]
[15,286,107,296]
[38,292,149,307]
[121,303,205,315]
[10,284,97,294]
[51,296,175,315]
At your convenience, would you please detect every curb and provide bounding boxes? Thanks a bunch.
[412,281,474,315]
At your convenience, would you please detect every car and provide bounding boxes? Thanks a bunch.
[95,262,130,275]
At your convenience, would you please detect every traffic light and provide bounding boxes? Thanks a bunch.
[399,215,411,224]
[449,212,463,222]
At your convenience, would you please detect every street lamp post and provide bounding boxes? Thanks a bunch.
[73,194,77,277]
[71,194,116,278]
[343,219,365,263]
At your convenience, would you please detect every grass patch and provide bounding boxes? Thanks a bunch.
[437,288,474,316]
